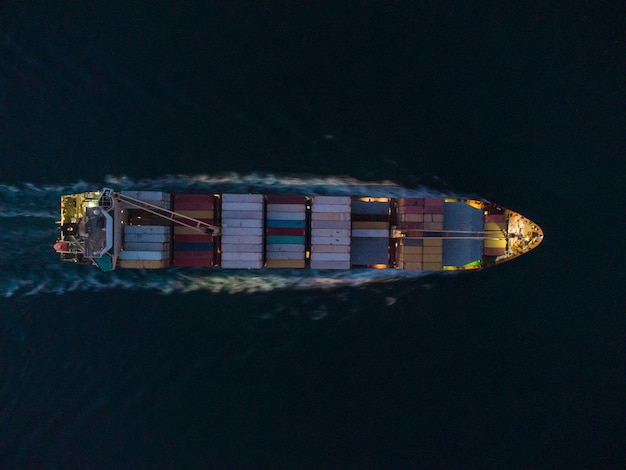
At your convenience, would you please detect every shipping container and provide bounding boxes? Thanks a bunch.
[266,250,305,260]
[351,201,389,215]
[351,229,388,238]
[399,214,424,222]
[351,221,388,229]
[173,210,213,219]
[222,252,263,261]
[123,191,171,209]
[399,205,424,214]
[222,219,264,228]
[221,210,264,220]
[266,204,305,213]
[483,247,506,256]
[424,222,444,230]
[221,202,264,211]
[311,212,351,221]
[173,234,214,243]
[311,228,351,237]
[401,262,423,270]
[311,236,350,245]
[423,253,443,263]
[221,194,263,203]
[124,242,171,251]
[311,252,350,261]
[173,242,213,251]
[172,250,213,259]
[398,198,424,206]
[220,243,265,252]
[220,235,263,244]
[118,259,170,269]
[266,244,305,252]
[312,196,351,205]
[266,235,305,244]
[174,226,214,235]
[311,220,352,229]
[310,244,351,253]
[221,260,263,269]
[266,211,306,220]
[423,262,443,270]
[311,204,351,213]
[124,233,169,243]
[265,259,306,268]
[124,225,171,235]
[485,214,507,223]
[172,256,213,267]
[222,227,264,236]
[267,219,306,228]
[120,250,169,261]
[266,228,305,236]
[310,260,351,269]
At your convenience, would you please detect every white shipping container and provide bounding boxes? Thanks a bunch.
[266,244,305,252]
[266,250,305,260]
[221,194,263,203]
[351,229,389,238]
[221,259,264,269]
[221,252,263,261]
[220,243,265,252]
[311,228,351,237]
[120,250,169,261]
[221,227,263,236]
[124,233,169,243]
[311,220,351,229]
[266,204,305,213]
[221,202,264,211]
[311,252,350,261]
[124,225,171,235]
[221,210,263,220]
[310,244,351,253]
[221,219,264,228]
[220,235,263,244]
[312,196,351,205]
[310,260,351,270]
[266,211,306,220]
[311,204,351,213]
[311,236,351,245]
[124,242,170,251]
[311,212,351,221]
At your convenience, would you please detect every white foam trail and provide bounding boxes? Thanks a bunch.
[0,173,465,298]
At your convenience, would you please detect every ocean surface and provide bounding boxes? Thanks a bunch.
[1,2,624,468]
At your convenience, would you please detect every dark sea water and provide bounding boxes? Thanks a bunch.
[1,2,624,468]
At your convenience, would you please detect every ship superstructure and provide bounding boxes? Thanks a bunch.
[54,189,543,272]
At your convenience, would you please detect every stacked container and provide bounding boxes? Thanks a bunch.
[310,196,351,269]
[221,194,264,269]
[396,198,445,270]
[396,198,424,270]
[422,198,445,270]
[350,200,390,267]
[172,194,215,267]
[265,196,306,268]
[119,225,171,268]
[121,191,170,209]
[483,213,507,257]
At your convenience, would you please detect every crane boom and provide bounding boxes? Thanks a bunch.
[115,192,221,235]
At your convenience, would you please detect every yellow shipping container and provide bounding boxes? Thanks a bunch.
[399,214,424,222]
[423,261,443,270]
[117,259,170,269]
[402,262,423,270]
[351,221,389,229]
[424,222,443,230]
[423,238,443,247]
[265,259,306,268]
[423,253,443,263]
[398,253,423,262]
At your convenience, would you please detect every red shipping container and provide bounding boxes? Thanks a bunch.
[265,195,307,204]
[174,194,214,210]
[423,205,444,214]
[172,256,214,267]
[173,234,214,243]
[399,205,424,214]
[398,198,424,206]
[266,228,306,236]
[173,249,213,259]
[424,198,444,206]
[399,222,424,230]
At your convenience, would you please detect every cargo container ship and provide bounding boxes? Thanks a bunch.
[53,188,543,272]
